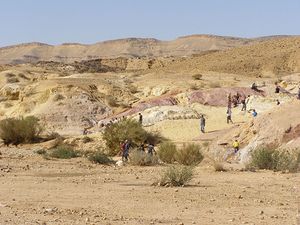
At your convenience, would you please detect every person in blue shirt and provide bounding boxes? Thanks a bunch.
[252,109,257,117]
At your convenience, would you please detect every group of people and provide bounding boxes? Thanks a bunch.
[119,139,155,161]
[201,82,300,159]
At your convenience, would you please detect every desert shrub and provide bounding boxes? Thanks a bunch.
[6,77,20,83]
[49,145,78,159]
[159,165,194,187]
[0,116,42,145]
[158,142,177,163]
[144,132,165,146]
[129,149,159,166]
[105,95,119,107]
[103,118,164,155]
[88,151,114,164]
[250,147,279,170]
[250,147,299,172]
[192,74,203,80]
[175,143,204,166]
[35,149,47,155]
[128,84,138,94]
[82,136,93,143]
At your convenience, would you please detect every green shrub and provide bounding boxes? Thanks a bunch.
[130,149,159,166]
[88,151,114,164]
[175,143,204,166]
[159,165,194,187]
[0,116,42,145]
[103,118,164,156]
[250,147,299,172]
[250,147,278,170]
[49,145,78,159]
[158,142,177,163]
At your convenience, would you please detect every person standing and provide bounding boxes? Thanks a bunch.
[122,140,130,161]
[138,113,143,125]
[241,98,246,111]
[298,87,300,100]
[147,143,155,155]
[226,108,233,124]
[200,115,206,133]
[232,140,240,153]
[252,109,257,117]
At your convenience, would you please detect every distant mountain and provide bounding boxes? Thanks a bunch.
[0,34,297,64]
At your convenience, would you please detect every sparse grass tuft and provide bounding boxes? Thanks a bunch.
[49,145,79,159]
[88,151,114,164]
[175,143,204,166]
[157,142,177,163]
[159,165,194,187]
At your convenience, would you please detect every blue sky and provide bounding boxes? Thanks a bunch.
[0,0,299,47]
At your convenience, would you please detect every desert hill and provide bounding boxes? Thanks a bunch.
[157,36,300,76]
[0,34,292,65]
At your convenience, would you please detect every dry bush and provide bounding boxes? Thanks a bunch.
[49,144,79,159]
[250,147,299,172]
[105,95,119,107]
[192,74,203,80]
[103,118,164,156]
[159,165,194,187]
[0,116,42,145]
[88,151,114,164]
[175,143,204,166]
[129,149,159,166]
[158,142,177,163]
[128,84,138,94]
[6,77,20,83]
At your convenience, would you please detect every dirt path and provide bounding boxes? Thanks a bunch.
[0,147,299,225]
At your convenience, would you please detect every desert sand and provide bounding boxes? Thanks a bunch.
[0,35,300,224]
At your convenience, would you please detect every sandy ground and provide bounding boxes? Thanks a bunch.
[0,147,299,225]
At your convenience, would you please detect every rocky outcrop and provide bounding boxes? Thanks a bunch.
[188,87,265,107]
